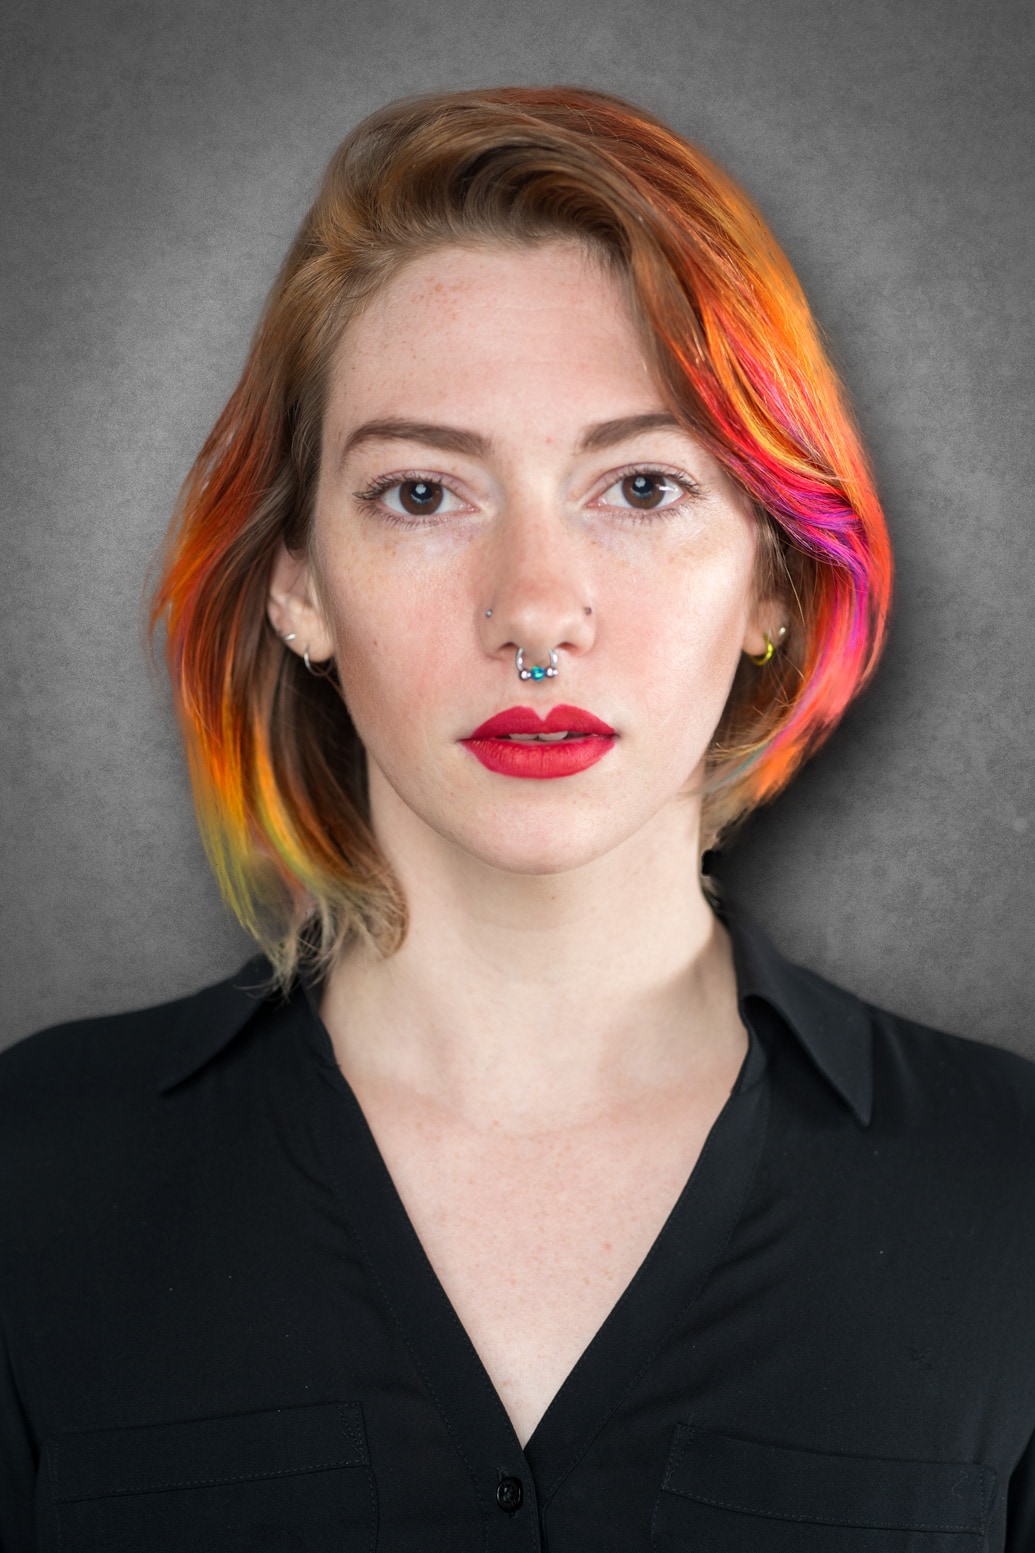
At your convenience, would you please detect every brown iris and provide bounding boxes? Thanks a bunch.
[398,479,444,515]
[621,473,668,509]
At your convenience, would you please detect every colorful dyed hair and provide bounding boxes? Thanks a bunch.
[150,86,893,983]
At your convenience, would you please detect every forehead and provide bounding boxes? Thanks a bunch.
[324,241,666,434]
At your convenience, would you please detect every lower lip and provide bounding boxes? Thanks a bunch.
[461,736,616,779]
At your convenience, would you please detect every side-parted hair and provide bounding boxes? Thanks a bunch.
[150,86,893,984]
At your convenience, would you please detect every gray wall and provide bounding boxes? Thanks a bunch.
[2,0,1032,1053]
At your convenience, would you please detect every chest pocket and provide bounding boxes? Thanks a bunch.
[41,1402,376,1553]
[651,1425,996,1553]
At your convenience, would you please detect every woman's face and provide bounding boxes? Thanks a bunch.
[271,241,775,875]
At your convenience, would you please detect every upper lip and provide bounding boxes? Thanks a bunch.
[465,704,616,738]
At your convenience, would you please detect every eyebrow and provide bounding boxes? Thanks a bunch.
[576,412,684,451]
[338,411,686,467]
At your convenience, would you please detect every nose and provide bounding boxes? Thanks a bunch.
[477,504,595,672]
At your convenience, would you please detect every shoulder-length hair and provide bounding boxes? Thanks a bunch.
[150,86,892,985]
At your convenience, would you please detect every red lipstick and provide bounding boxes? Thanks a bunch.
[461,704,616,779]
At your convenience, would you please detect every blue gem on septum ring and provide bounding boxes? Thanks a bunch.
[516,647,559,681]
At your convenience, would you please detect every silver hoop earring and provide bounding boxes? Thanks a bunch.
[303,644,334,680]
[516,646,559,682]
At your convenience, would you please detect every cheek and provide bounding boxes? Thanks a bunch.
[620,542,756,725]
[315,540,466,752]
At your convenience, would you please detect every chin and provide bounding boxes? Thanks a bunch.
[441,799,651,877]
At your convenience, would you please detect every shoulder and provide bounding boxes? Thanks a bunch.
[774,957,1035,1249]
[0,958,273,1165]
[728,905,1035,1148]
[865,993,1035,1128]
[787,951,1035,1110]
[812,960,1035,1172]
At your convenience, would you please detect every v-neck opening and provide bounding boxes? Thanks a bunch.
[295,984,771,1515]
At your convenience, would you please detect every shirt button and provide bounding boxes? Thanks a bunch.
[496,1476,524,1512]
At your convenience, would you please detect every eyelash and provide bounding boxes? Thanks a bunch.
[352,471,459,528]
[351,465,703,527]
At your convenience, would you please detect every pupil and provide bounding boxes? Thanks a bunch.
[625,474,662,508]
[400,480,441,515]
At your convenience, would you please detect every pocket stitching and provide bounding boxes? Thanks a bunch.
[660,1426,996,1537]
[339,1402,378,1553]
[337,1400,366,1462]
[53,1457,368,1504]
[664,1484,989,1535]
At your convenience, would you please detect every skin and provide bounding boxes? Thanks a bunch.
[267,241,785,1446]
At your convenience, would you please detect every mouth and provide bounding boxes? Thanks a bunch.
[466,704,616,739]
[461,704,617,780]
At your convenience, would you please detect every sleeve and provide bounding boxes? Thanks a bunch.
[0,1316,35,1553]
[1007,1427,1035,1552]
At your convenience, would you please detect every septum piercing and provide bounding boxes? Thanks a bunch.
[516,647,559,682]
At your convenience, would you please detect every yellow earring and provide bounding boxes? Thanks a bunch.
[748,624,787,666]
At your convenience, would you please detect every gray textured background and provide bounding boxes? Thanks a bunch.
[2,0,1032,1054]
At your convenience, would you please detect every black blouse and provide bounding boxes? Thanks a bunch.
[2,909,1035,1552]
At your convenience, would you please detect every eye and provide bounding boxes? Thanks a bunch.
[352,475,470,522]
[597,468,699,514]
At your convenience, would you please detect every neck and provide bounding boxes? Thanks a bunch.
[320,771,741,1129]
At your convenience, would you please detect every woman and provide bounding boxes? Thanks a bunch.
[2,85,1033,1551]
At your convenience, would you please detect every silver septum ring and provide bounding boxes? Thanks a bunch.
[516,647,559,682]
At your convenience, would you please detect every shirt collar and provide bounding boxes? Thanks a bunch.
[721,902,874,1126]
[157,955,278,1093]
[158,907,873,1126]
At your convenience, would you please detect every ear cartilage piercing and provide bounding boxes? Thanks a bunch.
[516,646,559,681]
[279,631,297,642]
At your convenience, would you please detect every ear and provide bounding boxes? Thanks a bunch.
[267,542,336,663]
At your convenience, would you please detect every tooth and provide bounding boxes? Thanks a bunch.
[538,731,569,742]
[507,733,540,742]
